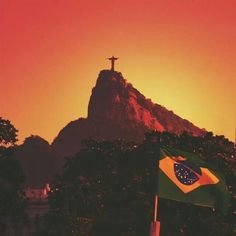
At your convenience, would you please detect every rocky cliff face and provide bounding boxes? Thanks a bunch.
[88,70,165,131]
[52,70,205,157]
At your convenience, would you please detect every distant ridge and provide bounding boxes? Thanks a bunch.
[52,70,205,157]
[13,135,58,187]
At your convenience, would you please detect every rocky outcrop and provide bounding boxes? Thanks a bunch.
[88,70,165,131]
[52,70,205,157]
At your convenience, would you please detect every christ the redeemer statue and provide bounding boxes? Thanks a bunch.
[108,56,118,71]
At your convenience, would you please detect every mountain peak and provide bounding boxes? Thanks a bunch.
[98,69,124,80]
[52,70,205,157]
[94,70,127,91]
[88,70,165,131]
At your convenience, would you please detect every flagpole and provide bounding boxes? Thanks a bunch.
[149,132,161,236]
[153,195,159,222]
[150,195,160,236]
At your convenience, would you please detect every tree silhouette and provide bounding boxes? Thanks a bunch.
[0,117,18,147]
[36,132,235,236]
[0,117,26,235]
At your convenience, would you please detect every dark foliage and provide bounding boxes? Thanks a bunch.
[0,153,27,235]
[0,117,18,147]
[0,118,27,235]
[36,132,235,236]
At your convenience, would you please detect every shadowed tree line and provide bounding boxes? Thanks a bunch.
[0,118,27,235]
[35,131,235,236]
[1,117,235,235]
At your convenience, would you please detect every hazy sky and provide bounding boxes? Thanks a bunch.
[1,0,235,143]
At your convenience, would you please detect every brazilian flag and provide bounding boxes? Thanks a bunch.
[157,146,230,214]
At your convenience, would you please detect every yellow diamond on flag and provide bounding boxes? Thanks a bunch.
[159,156,219,193]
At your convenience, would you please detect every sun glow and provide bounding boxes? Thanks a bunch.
[1,0,235,143]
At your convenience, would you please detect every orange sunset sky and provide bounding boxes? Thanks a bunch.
[1,0,235,143]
